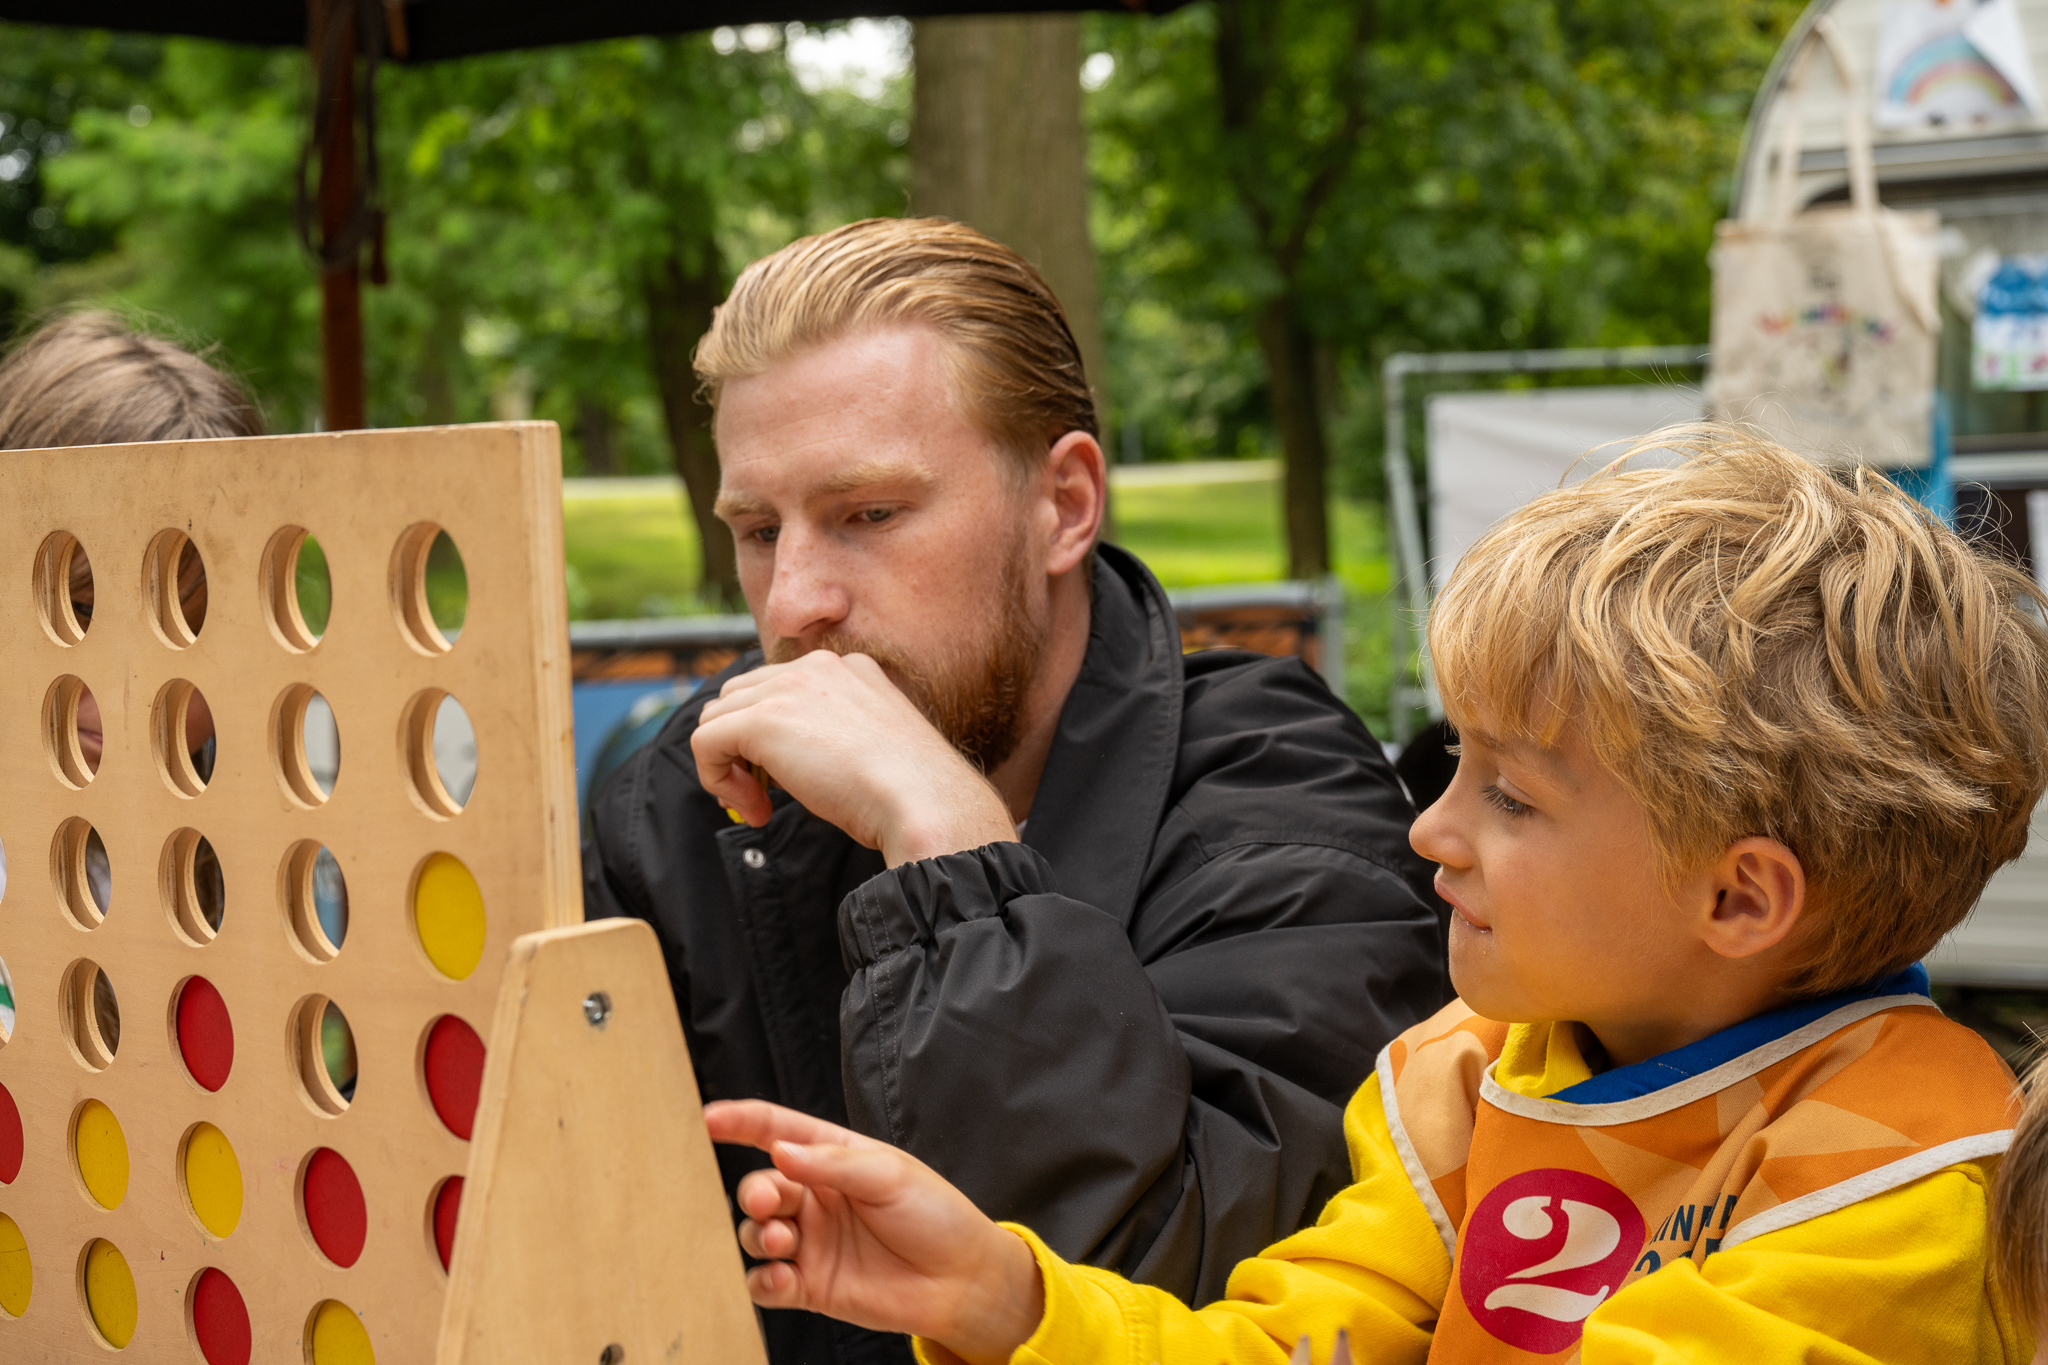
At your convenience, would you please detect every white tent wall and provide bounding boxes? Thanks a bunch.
[1424,385,1704,593]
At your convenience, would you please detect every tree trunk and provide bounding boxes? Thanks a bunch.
[645,241,740,609]
[575,397,617,476]
[1256,296,1330,579]
[910,15,1110,446]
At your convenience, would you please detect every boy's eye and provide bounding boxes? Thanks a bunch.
[753,525,780,544]
[857,507,894,525]
[1481,783,1530,818]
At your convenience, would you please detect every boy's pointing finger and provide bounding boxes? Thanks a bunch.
[705,1098,861,1151]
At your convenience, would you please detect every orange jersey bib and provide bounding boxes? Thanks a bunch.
[1378,968,2017,1362]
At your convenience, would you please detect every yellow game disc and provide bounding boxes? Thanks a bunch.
[413,853,485,981]
[309,1298,376,1365]
[82,1238,136,1348]
[183,1122,243,1238]
[0,1213,30,1317]
[73,1099,128,1210]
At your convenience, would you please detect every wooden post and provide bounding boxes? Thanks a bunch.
[311,0,366,431]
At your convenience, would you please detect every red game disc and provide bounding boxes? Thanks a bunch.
[422,1015,485,1140]
[0,1080,21,1183]
[302,1148,367,1268]
[175,977,234,1093]
[191,1267,251,1365]
[433,1176,464,1272]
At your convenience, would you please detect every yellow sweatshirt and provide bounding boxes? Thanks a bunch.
[935,977,2029,1365]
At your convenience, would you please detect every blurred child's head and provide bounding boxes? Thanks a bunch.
[1413,426,2048,1051]
[0,309,263,451]
[0,310,257,765]
[1994,1055,2048,1325]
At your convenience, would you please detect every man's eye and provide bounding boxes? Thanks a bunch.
[1481,784,1530,818]
[858,507,894,524]
[753,525,780,544]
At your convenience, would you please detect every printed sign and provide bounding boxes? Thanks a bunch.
[1974,255,2048,390]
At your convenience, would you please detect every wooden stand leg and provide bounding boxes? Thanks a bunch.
[437,920,766,1365]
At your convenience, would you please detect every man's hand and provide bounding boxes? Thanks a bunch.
[693,651,1017,866]
[704,1100,1045,1365]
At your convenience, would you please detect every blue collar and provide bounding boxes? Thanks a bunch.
[1547,964,1931,1105]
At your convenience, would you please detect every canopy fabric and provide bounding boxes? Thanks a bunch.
[0,0,1181,60]
[1423,384,1704,592]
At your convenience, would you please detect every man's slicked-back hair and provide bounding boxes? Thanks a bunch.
[0,310,265,450]
[693,218,1097,476]
[1430,424,2048,997]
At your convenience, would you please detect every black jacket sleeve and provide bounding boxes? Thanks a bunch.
[838,830,1444,1305]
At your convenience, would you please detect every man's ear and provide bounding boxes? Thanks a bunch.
[1043,431,1106,577]
[1701,836,1807,961]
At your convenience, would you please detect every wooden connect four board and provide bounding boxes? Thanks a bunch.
[0,423,581,1364]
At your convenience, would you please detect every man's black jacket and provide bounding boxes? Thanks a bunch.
[582,545,1450,1365]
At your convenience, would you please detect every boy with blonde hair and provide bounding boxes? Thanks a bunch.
[704,426,2048,1364]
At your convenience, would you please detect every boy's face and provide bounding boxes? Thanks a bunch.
[1409,713,1740,1063]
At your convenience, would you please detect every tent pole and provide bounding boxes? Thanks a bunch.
[312,0,365,430]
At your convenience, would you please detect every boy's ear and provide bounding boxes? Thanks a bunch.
[1701,837,1806,961]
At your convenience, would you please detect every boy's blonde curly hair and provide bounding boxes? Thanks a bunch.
[1430,424,2048,996]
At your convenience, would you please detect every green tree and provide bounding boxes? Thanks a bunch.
[23,26,908,606]
[1085,0,1804,573]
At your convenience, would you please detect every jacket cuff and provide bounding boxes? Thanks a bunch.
[839,841,1054,968]
[911,1223,1135,1365]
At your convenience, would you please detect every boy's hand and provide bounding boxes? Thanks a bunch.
[703,1100,1044,1365]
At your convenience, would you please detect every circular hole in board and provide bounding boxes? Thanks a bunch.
[280,842,349,962]
[306,1298,376,1365]
[412,852,486,981]
[188,1267,251,1365]
[0,1212,29,1318]
[180,1122,243,1238]
[60,960,119,1071]
[390,523,467,653]
[143,529,209,647]
[174,976,234,1093]
[0,952,14,1046]
[0,1082,19,1183]
[429,1176,463,1274]
[261,527,333,652]
[152,679,216,797]
[50,818,112,929]
[71,1098,128,1210]
[422,1015,486,1140]
[33,530,92,646]
[300,1148,367,1269]
[271,686,339,807]
[79,1236,136,1349]
[162,829,227,945]
[290,996,356,1116]
[400,690,478,817]
[42,675,101,788]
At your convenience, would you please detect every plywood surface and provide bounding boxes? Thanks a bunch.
[440,919,768,1365]
[0,422,580,1363]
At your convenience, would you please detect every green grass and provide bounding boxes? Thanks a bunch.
[563,495,705,619]
[559,474,1405,730]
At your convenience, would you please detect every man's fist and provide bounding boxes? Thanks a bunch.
[693,651,1018,867]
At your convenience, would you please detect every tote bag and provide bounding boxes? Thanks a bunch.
[1707,17,1941,467]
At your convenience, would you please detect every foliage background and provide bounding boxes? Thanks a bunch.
[0,2,1806,720]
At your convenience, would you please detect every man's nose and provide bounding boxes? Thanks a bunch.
[759,526,851,642]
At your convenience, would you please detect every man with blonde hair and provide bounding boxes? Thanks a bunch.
[583,218,1446,1365]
